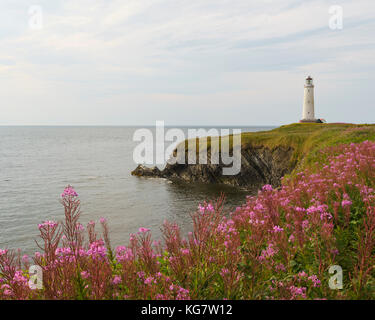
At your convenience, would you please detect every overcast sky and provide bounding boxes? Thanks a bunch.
[0,0,374,126]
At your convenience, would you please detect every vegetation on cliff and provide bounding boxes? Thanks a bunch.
[1,133,375,299]
[239,123,375,173]
[132,123,375,189]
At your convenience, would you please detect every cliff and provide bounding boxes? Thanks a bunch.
[131,123,375,190]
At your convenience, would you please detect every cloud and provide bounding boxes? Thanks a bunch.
[0,0,374,125]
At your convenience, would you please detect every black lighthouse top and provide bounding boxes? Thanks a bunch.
[305,76,313,86]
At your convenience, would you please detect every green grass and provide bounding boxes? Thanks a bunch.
[240,123,375,169]
[181,123,375,175]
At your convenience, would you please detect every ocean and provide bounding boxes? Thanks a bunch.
[0,126,274,255]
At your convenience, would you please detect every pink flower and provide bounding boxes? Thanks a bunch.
[198,204,205,213]
[3,289,12,296]
[100,217,107,224]
[144,277,154,285]
[112,275,122,285]
[38,220,58,230]
[61,185,78,198]
[22,255,29,264]
[341,200,352,207]
[262,184,273,192]
[273,225,284,233]
[308,275,321,287]
[289,286,306,299]
[198,203,214,214]
[220,268,229,277]
[138,227,150,233]
[302,220,309,229]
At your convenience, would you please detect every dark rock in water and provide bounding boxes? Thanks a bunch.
[131,145,295,190]
[131,165,163,177]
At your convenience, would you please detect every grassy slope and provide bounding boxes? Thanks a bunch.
[241,123,375,170]
[184,123,375,176]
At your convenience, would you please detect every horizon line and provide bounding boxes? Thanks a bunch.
[0,124,280,127]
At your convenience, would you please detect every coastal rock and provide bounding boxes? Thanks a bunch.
[131,164,163,177]
[131,145,295,190]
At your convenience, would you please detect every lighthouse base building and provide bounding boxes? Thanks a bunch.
[300,76,323,123]
[300,119,323,123]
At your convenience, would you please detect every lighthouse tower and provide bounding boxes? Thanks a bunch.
[301,76,317,123]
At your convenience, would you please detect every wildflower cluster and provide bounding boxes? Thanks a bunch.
[1,140,375,299]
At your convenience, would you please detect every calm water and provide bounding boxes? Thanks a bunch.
[0,126,274,255]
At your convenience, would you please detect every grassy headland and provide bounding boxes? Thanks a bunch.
[156,123,375,189]
[188,122,375,174]
[240,123,375,171]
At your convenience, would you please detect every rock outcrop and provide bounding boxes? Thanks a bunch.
[131,145,296,190]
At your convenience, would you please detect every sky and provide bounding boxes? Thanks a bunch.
[0,0,374,126]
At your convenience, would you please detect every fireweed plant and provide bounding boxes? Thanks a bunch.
[1,140,375,300]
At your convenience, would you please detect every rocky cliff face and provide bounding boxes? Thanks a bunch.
[131,145,296,190]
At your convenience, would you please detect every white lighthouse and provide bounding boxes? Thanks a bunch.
[300,76,318,123]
